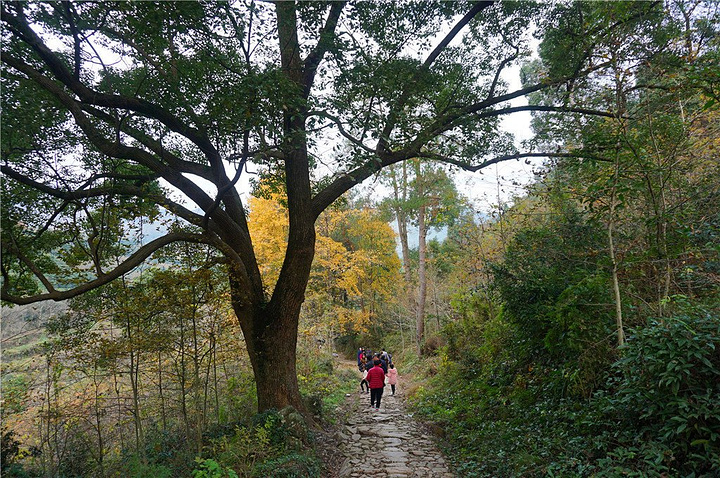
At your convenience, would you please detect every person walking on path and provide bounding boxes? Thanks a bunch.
[386,363,398,396]
[375,352,388,373]
[360,368,369,394]
[366,359,386,410]
[357,347,365,371]
[364,355,374,372]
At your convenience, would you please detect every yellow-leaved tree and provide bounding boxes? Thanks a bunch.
[247,194,401,346]
[246,194,289,292]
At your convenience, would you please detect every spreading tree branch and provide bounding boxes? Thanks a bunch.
[377,1,495,154]
[1,3,221,160]
[416,151,613,172]
[2,52,256,267]
[302,1,346,98]
[1,232,212,305]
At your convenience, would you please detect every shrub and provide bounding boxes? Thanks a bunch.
[251,452,321,478]
[421,334,444,356]
[192,458,238,478]
[596,300,720,474]
[123,455,173,478]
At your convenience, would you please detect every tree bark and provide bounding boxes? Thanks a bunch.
[609,59,626,347]
[416,203,428,353]
[391,163,413,286]
[608,199,625,347]
[234,0,317,415]
[232,293,304,412]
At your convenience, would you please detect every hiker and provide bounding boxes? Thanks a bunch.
[357,347,365,371]
[365,355,374,372]
[366,359,386,410]
[381,347,391,365]
[375,352,388,373]
[360,367,369,394]
[387,363,398,396]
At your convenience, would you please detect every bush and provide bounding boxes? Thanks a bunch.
[192,458,238,478]
[420,334,444,356]
[251,452,321,478]
[594,300,720,475]
[123,455,173,478]
[414,292,720,476]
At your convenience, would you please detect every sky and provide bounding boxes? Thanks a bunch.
[358,61,542,217]
[356,14,544,217]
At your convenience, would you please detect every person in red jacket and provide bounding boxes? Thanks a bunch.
[366,359,386,410]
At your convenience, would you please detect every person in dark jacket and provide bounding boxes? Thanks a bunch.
[366,359,386,410]
[375,352,387,373]
[357,347,365,371]
[365,356,374,372]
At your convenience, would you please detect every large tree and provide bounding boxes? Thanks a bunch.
[1,1,661,412]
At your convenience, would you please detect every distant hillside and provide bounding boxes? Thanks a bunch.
[1,300,67,349]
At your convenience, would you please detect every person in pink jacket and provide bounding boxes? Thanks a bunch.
[366,359,386,410]
[386,363,398,396]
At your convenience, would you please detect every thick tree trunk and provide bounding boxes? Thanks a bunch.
[236,0,317,415]
[233,207,314,412]
[232,283,307,413]
[250,314,303,411]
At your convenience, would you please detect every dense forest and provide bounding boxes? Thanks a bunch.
[2,1,719,477]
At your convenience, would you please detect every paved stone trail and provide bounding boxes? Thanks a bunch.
[334,378,455,477]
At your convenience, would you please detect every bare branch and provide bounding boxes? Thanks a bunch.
[5,232,57,294]
[423,1,495,70]
[464,60,613,116]
[473,104,618,120]
[78,103,215,181]
[2,165,152,200]
[312,153,403,219]
[487,39,520,100]
[1,164,207,228]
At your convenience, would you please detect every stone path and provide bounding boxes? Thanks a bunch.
[334,383,455,477]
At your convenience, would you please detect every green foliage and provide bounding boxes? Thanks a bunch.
[198,408,320,478]
[491,202,610,376]
[192,458,238,478]
[539,2,664,80]
[250,452,322,478]
[299,356,357,420]
[122,455,173,478]
[592,299,720,475]
[414,293,720,476]
[0,374,30,415]
[1,428,22,471]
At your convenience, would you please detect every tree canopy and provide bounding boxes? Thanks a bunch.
[1,0,693,411]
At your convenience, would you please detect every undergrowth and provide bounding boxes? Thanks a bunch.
[410,298,720,477]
